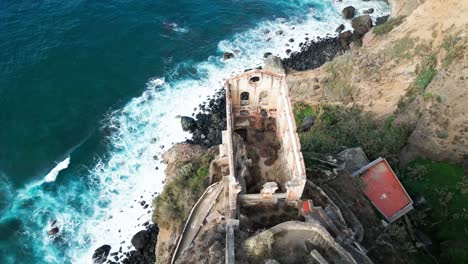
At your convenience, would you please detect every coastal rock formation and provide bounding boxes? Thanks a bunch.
[282,37,345,71]
[264,55,285,75]
[351,15,373,36]
[185,89,227,147]
[335,24,345,33]
[338,30,353,48]
[121,224,159,264]
[342,6,355,19]
[180,116,197,132]
[364,8,374,14]
[223,52,234,60]
[162,143,205,178]
[92,245,111,264]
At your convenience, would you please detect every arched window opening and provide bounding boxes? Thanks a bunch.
[240,92,249,105]
[249,76,260,83]
[259,91,269,105]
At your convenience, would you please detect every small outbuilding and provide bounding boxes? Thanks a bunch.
[352,158,413,223]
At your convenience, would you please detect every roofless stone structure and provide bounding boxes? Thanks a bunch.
[171,66,377,264]
[223,69,307,213]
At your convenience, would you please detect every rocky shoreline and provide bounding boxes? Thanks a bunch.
[181,88,227,148]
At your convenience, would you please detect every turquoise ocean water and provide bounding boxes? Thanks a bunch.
[0,0,389,263]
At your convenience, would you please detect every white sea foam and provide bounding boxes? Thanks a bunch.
[44,156,70,183]
[70,1,390,262]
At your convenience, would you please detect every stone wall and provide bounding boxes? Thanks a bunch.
[224,70,306,201]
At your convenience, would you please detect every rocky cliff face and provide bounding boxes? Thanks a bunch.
[287,0,467,165]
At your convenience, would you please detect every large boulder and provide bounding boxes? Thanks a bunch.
[364,8,374,14]
[335,24,345,33]
[222,52,234,60]
[376,15,389,26]
[300,115,315,132]
[180,116,197,132]
[131,230,149,250]
[264,55,285,75]
[47,227,59,236]
[338,30,353,48]
[342,6,355,19]
[92,245,111,264]
[351,15,373,36]
[121,224,159,264]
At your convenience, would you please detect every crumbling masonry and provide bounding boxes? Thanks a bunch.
[171,68,375,264]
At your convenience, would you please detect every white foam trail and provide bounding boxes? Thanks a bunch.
[69,1,390,262]
[44,157,70,183]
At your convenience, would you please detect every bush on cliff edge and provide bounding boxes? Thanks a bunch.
[152,151,215,231]
[294,104,410,163]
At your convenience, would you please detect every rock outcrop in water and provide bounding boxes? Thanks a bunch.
[282,37,346,71]
[183,89,227,148]
[120,224,159,264]
[92,245,111,264]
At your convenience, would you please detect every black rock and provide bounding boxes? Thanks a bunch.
[352,15,373,36]
[300,116,316,132]
[335,24,345,33]
[263,52,272,58]
[92,245,111,264]
[376,15,390,26]
[342,6,355,19]
[222,52,234,60]
[180,116,197,132]
[364,8,374,14]
[47,227,59,236]
[184,89,227,148]
[282,37,346,71]
[121,225,159,264]
[338,30,353,48]
[131,230,149,250]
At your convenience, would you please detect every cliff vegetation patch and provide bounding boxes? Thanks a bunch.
[373,16,405,36]
[397,53,437,112]
[152,151,215,231]
[402,159,467,263]
[294,104,409,163]
[322,55,357,103]
[441,35,463,67]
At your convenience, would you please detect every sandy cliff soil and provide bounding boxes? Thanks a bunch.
[287,0,467,165]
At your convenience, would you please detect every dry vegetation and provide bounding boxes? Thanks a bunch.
[152,150,215,232]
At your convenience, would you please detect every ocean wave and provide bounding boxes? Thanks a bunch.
[43,156,70,183]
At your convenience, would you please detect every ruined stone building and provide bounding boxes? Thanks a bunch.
[223,69,307,213]
[171,66,411,264]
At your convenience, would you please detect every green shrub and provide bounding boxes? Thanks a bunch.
[403,159,467,263]
[293,102,314,125]
[422,92,433,101]
[152,152,214,231]
[436,130,449,139]
[414,54,437,89]
[374,16,405,36]
[387,36,416,60]
[298,105,409,162]
[441,35,462,67]
[323,56,356,103]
